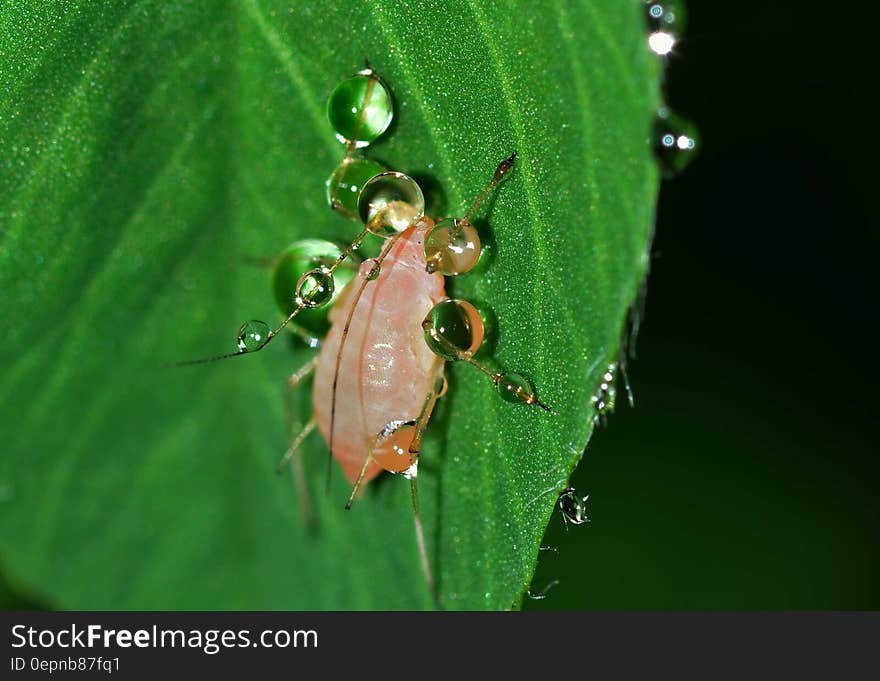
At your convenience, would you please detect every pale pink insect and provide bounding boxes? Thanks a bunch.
[313,220,445,487]
[179,68,549,600]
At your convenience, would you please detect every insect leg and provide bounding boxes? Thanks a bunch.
[343,362,444,603]
[278,355,320,528]
[422,304,552,412]
[405,361,446,602]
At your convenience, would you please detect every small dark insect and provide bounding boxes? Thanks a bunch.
[557,487,590,528]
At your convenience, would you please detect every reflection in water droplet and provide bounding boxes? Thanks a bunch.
[653,106,699,177]
[557,487,590,527]
[236,320,271,352]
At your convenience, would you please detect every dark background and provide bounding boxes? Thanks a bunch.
[527,2,880,609]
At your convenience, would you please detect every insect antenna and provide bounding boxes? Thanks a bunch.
[463,150,517,222]
[171,226,374,368]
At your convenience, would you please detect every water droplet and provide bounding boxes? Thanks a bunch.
[359,258,381,280]
[271,240,356,337]
[557,487,590,526]
[358,171,425,235]
[495,371,537,405]
[648,30,676,55]
[295,267,335,308]
[326,70,393,148]
[422,299,484,360]
[643,1,686,55]
[372,420,418,474]
[654,106,699,177]
[592,362,618,418]
[326,158,386,214]
[236,320,270,352]
[424,218,482,275]
[643,0,687,32]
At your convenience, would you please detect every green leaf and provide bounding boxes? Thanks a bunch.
[0,0,660,609]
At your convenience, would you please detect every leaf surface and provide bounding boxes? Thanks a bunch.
[0,0,659,609]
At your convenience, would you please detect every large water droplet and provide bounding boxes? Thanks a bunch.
[326,158,386,214]
[236,320,270,352]
[654,106,699,177]
[295,267,335,308]
[326,70,393,148]
[358,171,425,236]
[424,218,482,275]
[271,239,356,340]
[422,299,484,361]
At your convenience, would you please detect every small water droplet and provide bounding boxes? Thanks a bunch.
[236,320,270,352]
[326,70,393,148]
[359,258,381,280]
[654,106,699,177]
[557,487,590,526]
[495,371,536,405]
[591,362,618,419]
[295,267,335,308]
[643,0,687,32]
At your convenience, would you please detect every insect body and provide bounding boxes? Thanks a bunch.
[179,66,550,600]
[313,219,444,486]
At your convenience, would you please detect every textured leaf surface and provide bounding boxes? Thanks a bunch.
[0,0,659,609]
